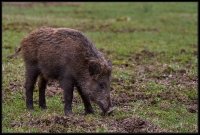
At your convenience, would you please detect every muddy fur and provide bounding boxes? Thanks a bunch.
[19,27,112,115]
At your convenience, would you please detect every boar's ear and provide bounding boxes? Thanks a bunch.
[89,60,101,76]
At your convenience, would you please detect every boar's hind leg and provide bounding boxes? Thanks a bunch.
[38,75,47,109]
[59,77,74,115]
[25,64,39,110]
[76,84,94,114]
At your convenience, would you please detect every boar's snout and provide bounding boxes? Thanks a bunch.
[98,97,113,115]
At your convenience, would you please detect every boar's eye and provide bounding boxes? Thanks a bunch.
[99,82,106,89]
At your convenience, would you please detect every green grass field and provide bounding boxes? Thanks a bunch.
[2,2,198,133]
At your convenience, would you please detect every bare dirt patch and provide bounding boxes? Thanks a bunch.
[112,92,134,106]
[11,114,166,133]
[45,80,82,105]
[186,104,198,113]
[130,49,158,64]
[46,80,63,97]
[118,117,165,133]
[10,114,124,132]
[8,81,23,92]
[112,90,154,107]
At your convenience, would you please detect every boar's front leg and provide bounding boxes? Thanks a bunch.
[25,64,39,110]
[38,75,47,109]
[75,83,94,115]
[59,77,74,115]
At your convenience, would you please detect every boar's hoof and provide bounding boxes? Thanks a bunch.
[27,106,34,110]
[40,105,47,110]
[84,110,94,115]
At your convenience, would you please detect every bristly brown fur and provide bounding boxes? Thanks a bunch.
[20,27,111,79]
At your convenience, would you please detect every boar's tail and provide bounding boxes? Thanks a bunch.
[7,47,22,59]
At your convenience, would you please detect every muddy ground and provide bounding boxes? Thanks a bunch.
[10,114,165,133]
[6,48,197,133]
[2,2,197,133]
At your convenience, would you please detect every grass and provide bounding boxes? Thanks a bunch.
[2,2,198,133]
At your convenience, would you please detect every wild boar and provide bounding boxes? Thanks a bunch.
[15,27,113,115]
